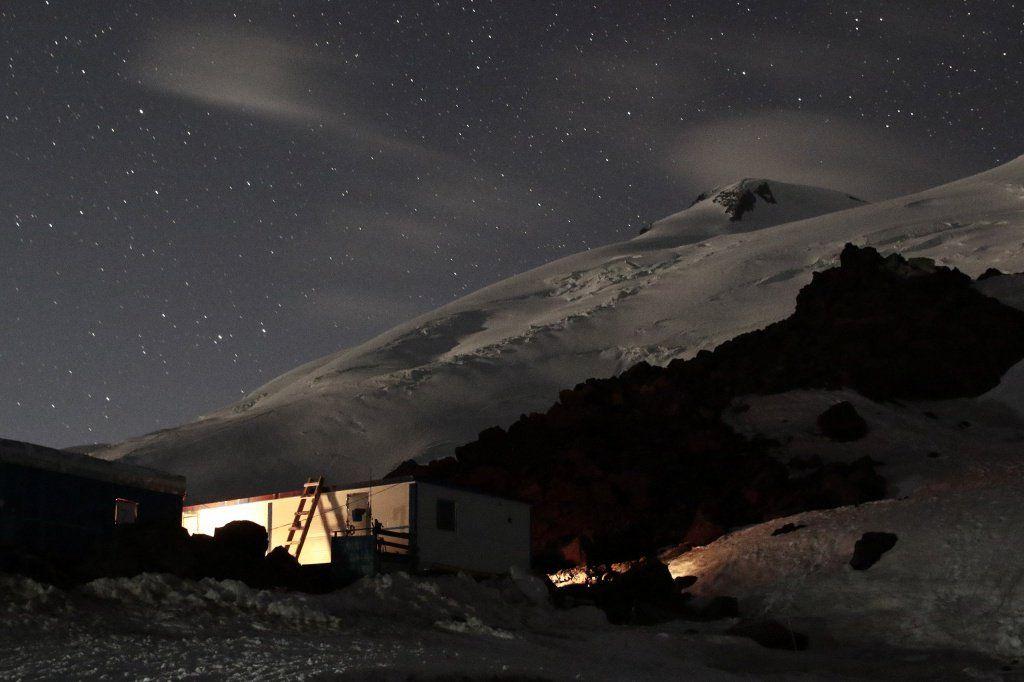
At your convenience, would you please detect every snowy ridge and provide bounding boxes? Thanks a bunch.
[97,159,1024,501]
[641,178,864,244]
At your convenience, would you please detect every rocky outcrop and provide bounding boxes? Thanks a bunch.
[213,520,269,561]
[716,180,777,221]
[551,557,738,624]
[391,246,1024,567]
[817,401,868,441]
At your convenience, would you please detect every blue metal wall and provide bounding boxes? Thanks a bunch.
[0,462,183,558]
[330,534,378,581]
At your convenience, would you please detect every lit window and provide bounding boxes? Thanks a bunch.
[114,498,139,525]
[436,499,456,531]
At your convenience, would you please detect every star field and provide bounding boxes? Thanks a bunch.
[1,0,1021,447]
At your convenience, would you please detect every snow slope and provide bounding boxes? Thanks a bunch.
[97,163,1024,502]
[663,383,1024,663]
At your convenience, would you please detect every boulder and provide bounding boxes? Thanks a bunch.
[213,520,268,561]
[558,556,687,625]
[817,401,869,441]
[849,531,898,570]
[261,545,305,590]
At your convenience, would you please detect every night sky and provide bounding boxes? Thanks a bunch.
[2,1,1021,449]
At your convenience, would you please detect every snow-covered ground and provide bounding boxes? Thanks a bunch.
[96,159,1024,503]
[0,569,1011,680]
[654,376,1024,669]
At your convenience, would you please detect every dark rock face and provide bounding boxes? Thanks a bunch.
[817,401,869,441]
[849,531,898,570]
[390,245,1024,566]
[726,619,809,651]
[699,245,1024,401]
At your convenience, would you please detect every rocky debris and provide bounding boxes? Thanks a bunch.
[552,557,680,624]
[78,523,199,582]
[817,401,869,441]
[552,557,738,625]
[726,619,809,651]
[771,523,807,536]
[391,245,1024,566]
[849,532,899,570]
[5,521,322,592]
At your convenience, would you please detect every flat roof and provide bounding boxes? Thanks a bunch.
[0,438,186,496]
[184,475,528,512]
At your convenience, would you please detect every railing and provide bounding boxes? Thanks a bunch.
[375,527,410,555]
[330,524,411,555]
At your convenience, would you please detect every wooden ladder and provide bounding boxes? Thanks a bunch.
[283,476,324,560]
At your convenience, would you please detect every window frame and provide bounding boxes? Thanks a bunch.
[113,498,139,525]
[435,498,457,532]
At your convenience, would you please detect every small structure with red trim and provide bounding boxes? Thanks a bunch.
[182,476,530,577]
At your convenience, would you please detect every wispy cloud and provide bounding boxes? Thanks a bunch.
[135,23,443,158]
[665,110,957,199]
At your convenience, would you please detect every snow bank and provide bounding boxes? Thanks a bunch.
[0,574,66,612]
[82,573,337,625]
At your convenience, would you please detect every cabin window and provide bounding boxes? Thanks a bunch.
[436,499,456,531]
[351,508,366,523]
[114,498,139,525]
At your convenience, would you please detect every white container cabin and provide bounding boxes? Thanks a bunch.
[182,476,530,576]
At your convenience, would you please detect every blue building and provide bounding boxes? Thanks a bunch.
[0,438,185,559]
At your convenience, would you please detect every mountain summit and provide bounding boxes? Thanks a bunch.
[97,159,1024,501]
[638,179,866,243]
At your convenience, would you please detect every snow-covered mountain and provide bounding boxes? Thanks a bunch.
[97,161,1024,502]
